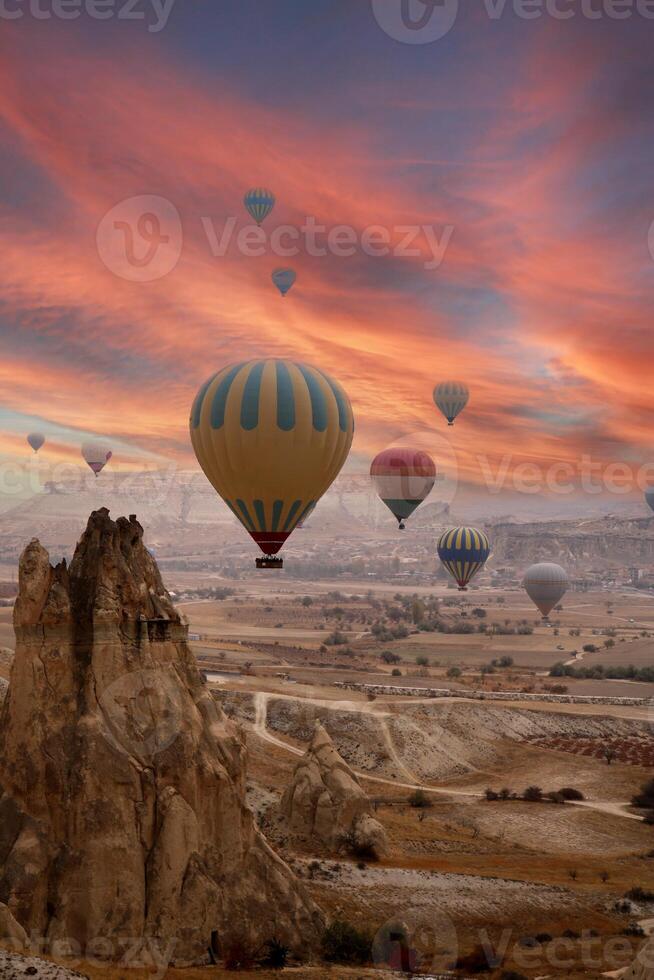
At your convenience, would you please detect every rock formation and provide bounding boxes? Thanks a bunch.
[281,722,387,856]
[0,509,321,967]
[622,937,654,980]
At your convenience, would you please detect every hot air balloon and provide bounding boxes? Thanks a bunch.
[297,502,316,528]
[437,526,490,590]
[244,188,275,226]
[27,432,45,453]
[272,268,296,296]
[645,488,654,514]
[523,563,569,620]
[82,442,112,477]
[370,448,435,530]
[190,359,354,568]
[433,381,469,426]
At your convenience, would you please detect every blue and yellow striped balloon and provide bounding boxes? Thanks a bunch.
[433,381,469,426]
[190,359,354,562]
[437,526,490,590]
[244,188,276,225]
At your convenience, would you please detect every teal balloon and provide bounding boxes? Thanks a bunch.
[272,268,296,296]
[244,188,275,225]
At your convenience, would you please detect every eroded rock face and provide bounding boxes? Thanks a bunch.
[623,937,654,979]
[281,722,387,855]
[0,509,321,966]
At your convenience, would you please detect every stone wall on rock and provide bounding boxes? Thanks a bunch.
[0,509,322,967]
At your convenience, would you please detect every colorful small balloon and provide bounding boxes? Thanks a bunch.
[272,268,296,296]
[27,432,45,453]
[437,526,490,590]
[523,563,569,619]
[244,188,275,225]
[434,381,469,426]
[82,442,112,477]
[370,447,435,529]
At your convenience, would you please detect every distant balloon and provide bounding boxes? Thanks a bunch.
[437,526,490,590]
[370,448,436,530]
[244,188,275,225]
[190,358,354,568]
[27,432,45,453]
[523,563,569,619]
[645,488,654,514]
[434,381,469,426]
[81,442,112,477]
[272,268,296,296]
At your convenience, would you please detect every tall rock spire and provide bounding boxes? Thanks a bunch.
[0,509,321,967]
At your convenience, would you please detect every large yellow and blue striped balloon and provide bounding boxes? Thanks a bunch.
[437,526,490,590]
[244,188,276,225]
[190,359,354,560]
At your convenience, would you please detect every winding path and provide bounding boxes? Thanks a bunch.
[249,692,642,820]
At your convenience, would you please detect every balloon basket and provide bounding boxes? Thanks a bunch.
[457,586,468,592]
[256,557,283,569]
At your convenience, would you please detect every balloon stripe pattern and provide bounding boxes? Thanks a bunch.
[190,359,354,557]
[244,188,276,225]
[437,526,490,589]
[370,448,436,525]
[434,381,469,425]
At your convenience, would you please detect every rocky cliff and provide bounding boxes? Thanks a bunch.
[281,722,387,856]
[0,509,321,967]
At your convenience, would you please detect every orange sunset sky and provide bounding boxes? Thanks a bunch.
[0,3,653,509]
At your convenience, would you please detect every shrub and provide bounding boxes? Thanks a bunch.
[559,787,584,801]
[632,778,654,810]
[391,668,402,676]
[380,651,401,664]
[408,789,432,808]
[321,921,371,965]
[259,938,290,969]
[484,788,499,801]
[546,791,565,804]
[523,786,543,802]
[625,886,654,901]
[415,655,429,667]
[447,666,462,678]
